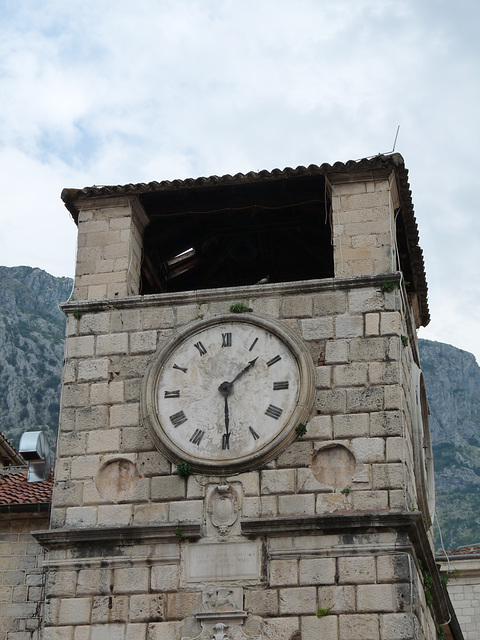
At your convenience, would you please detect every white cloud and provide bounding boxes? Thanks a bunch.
[0,148,79,277]
[0,0,479,359]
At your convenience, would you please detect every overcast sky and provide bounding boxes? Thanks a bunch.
[1,0,479,361]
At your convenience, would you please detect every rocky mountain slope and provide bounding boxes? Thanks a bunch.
[0,266,478,550]
[0,266,72,449]
[418,339,480,550]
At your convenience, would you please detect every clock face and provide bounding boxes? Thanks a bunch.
[142,314,315,473]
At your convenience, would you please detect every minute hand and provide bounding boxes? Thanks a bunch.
[230,357,258,384]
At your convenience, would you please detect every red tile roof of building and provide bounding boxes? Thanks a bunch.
[0,470,53,504]
[438,545,480,557]
[0,432,25,466]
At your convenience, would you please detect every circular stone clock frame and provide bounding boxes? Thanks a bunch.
[141,313,315,474]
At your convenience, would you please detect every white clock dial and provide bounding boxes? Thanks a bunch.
[142,314,315,473]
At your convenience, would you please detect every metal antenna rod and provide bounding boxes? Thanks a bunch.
[392,125,400,152]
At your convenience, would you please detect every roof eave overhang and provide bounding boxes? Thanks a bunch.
[62,154,405,220]
[0,501,50,513]
[61,153,429,326]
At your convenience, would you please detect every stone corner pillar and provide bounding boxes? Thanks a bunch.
[330,168,400,279]
[73,196,149,301]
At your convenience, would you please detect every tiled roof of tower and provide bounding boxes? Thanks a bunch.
[0,470,53,505]
[61,152,429,326]
[62,153,412,211]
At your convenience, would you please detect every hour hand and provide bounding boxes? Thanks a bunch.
[230,357,258,384]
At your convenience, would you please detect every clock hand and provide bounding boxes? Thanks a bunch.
[218,382,232,449]
[217,383,232,449]
[230,356,258,384]
[217,358,258,450]
[218,357,258,395]
[223,395,230,449]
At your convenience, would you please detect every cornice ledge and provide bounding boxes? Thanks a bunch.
[241,511,418,536]
[32,522,202,548]
[61,273,401,314]
[241,511,449,624]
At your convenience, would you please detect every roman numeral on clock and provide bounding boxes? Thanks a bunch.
[273,381,289,390]
[164,390,180,398]
[169,410,187,427]
[222,332,232,347]
[249,426,259,440]
[265,404,283,420]
[194,341,207,356]
[172,364,187,373]
[249,337,258,352]
[190,429,205,445]
[266,355,281,367]
[222,433,230,450]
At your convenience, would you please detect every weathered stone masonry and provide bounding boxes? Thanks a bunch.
[33,155,454,640]
[0,512,48,639]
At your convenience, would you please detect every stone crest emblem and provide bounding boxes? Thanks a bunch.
[207,484,239,536]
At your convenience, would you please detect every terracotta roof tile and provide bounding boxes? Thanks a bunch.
[0,470,53,504]
[0,432,25,465]
[439,545,480,556]
[60,153,429,326]
[61,154,406,209]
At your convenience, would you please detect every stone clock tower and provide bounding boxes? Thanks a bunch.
[35,154,451,639]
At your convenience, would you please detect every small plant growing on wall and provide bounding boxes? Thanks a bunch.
[230,302,253,313]
[295,423,307,437]
[440,569,460,588]
[176,461,192,478]
[381,280,398,293]
[175,520,184,541]
[401,335,409,347]
[418,560,434,606]
[316,606,332,618]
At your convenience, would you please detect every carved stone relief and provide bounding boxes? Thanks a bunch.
[180,585,263,640]
[311,441,370,488]
[206,484,241,537]
[180,614,263,640]
[311,443,356,489]
[203,586,240,612]
[95,458,139,501]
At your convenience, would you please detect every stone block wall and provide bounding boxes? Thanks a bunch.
[331,173,399,279]
[0,513,48,640]
[39,161,443,638]
[36,523,440,639]
[39,539,182,640]
[438,557,480,639]
[261,534,436,640]
[447,579,480,638]
[74,197,148,301]
[34,277,443,639]
[52,280,421,530]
